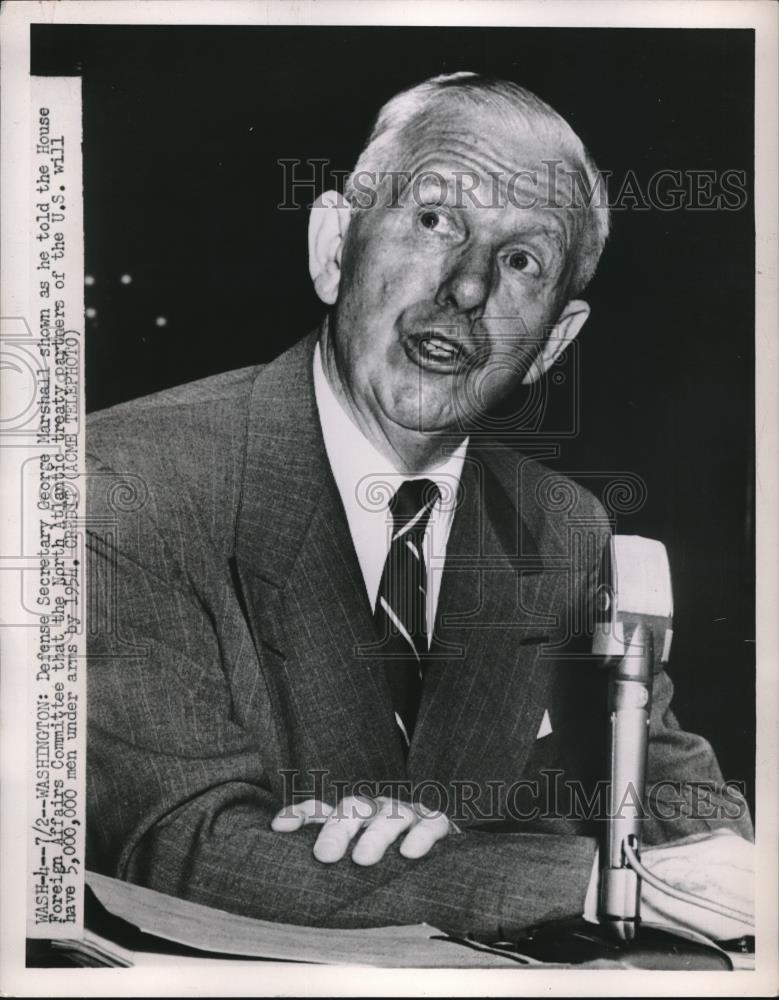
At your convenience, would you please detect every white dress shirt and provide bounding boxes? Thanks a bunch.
[313,341,468,646]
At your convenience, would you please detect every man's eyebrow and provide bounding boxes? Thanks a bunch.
[411,175,453,199]
[508,224,567,259]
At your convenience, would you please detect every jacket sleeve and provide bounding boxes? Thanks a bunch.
[642,666,753,844]
[86,453,597,939]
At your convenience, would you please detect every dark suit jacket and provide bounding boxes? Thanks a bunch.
[86,332,751,939]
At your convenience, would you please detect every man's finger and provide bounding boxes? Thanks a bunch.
[351,800,417,866]
[313,795,378,863]
[271,799,334,832]
[399,809,451,859]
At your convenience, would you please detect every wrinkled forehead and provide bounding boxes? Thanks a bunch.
[397,100,585,197]
[402,161,584,220]
[355,103,591,226]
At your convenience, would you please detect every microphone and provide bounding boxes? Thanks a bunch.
[505,536,742,967]
[592,535,674,941]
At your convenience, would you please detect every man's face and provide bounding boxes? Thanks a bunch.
[329,104,586,434]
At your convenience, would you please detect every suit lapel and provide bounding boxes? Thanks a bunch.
[233,334,405,796]
[408,447,569,803]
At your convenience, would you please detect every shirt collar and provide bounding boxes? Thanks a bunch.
[313,339,468,605]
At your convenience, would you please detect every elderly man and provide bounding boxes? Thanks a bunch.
[86,73,752,943]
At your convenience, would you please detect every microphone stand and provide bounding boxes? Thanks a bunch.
[504,621,733,969]
[598,620,652,941]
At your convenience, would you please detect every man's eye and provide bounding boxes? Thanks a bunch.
[506,250,540,275]
[419,209,447,232]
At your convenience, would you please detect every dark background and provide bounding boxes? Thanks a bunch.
[32,25,756,814]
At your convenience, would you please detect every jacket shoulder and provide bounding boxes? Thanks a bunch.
[88,365,260,429]
[88,365,260,452]
[86,366,263,548]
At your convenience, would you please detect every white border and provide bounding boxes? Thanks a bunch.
[1,1,777,996]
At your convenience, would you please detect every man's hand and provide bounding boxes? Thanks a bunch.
[271,796,453,866]
[639,829,754,942]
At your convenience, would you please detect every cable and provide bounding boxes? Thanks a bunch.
[622,839,754,927]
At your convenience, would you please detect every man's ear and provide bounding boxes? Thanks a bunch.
[522,299,591,385]
[308,190,351,305]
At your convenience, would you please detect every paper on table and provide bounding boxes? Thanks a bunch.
[83,871,528,968]
[66,873,743,970]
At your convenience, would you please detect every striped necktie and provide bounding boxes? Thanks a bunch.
[374,478,440,748]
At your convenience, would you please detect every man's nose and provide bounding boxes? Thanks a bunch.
[434,246,493,315]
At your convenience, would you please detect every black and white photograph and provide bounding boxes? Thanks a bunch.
[1,1,777,995]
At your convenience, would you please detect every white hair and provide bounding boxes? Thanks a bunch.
[344,72,610,295]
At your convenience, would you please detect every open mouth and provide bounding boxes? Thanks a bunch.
[402,331,470,374]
